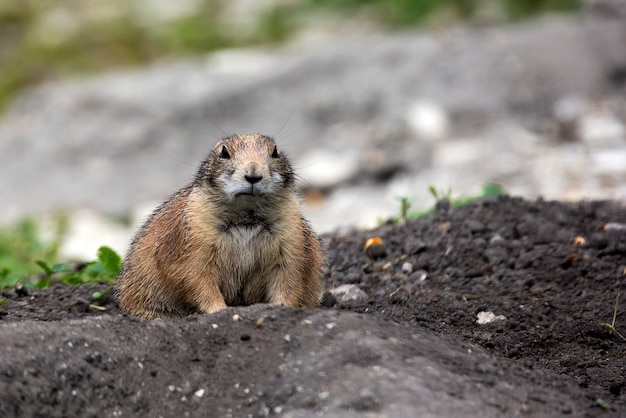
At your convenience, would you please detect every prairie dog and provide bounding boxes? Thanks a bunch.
[116,134,326,319]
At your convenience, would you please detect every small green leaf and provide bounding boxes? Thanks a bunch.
[451,196,476,208]
[92,286,112,301]
[482,183,505,197]
[60,272,84,286]
[35,260,54,276]
[0,267,10,280]
[97,246,122,277]
[83,261,103,279]
[52,263,73,274]
[0,298,6,307]
[428,185,438,199]
[0,273,19,289]
[34,278,52,289]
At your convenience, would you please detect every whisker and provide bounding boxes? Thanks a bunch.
[172,159,199,169]
[292,173,315,190]
[292,160,326,170]
[272,110,294,140]
[206,118,229,139]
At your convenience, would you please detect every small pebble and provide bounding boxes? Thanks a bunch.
[364,237,387,259]
[401,262,413,274]
[14,284,29,297]
[489,234,505,245]
[410,270,428,282]
[465,219,485,233]
[406,99,449,141]
[436,222,451,233]
[404,238,427,255]
[476,311,507,325]
[330,284,369,304]
[604,222,626,232]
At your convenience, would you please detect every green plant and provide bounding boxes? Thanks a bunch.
[0,216,67,288]
[393,185,451,223]
[34,245,122,300]
[448,183,506,208]
[400,183,505,221]
[502,0,580,21]
[395,196,412,224]
[0,213,123,291]
[35,246,121,287]
[428,185,452,202]
[302,0,580,27]
[600,291,625,342]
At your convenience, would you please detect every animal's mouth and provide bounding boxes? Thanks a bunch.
[234,186,263,197]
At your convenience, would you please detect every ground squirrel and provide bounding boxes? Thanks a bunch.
[115,134,326,319]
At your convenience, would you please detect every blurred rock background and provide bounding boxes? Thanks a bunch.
[1,0,625,262]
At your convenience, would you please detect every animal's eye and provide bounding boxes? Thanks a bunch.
[220,146,230,159]
[271,146,279,158]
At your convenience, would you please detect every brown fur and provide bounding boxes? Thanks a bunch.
[115,134,326,319]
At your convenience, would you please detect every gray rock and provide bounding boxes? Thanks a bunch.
[489,233,505,246]
[406,99,450,141]
[330,284,369,304]
[295,148,360,190]
[401,262,414,274]
[579,111,625,146]
[465,219,486,233]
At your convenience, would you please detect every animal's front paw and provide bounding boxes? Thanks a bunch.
[200,301,228,314]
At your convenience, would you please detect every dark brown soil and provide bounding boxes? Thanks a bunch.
[1,196,625,417]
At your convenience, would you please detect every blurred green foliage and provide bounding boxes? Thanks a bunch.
[35,246,121,288]
[306,0,580,24]
[0,217,66,288]
[394,183,507,222]
[0,0,580,112]
[0,214,121,290]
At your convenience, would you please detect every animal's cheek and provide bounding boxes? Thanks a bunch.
[225,165,237,177]
[220,178,244,196]
[218,167,243,184]
[269,171,284,186]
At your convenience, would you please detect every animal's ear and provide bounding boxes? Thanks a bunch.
[220,146,231,159]
[271,145,279,158]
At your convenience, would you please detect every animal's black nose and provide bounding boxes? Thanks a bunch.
[245,174,262,184]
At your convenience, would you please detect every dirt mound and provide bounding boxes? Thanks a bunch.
[1,196,625,417]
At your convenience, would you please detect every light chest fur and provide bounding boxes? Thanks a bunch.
[186,186,304,306]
